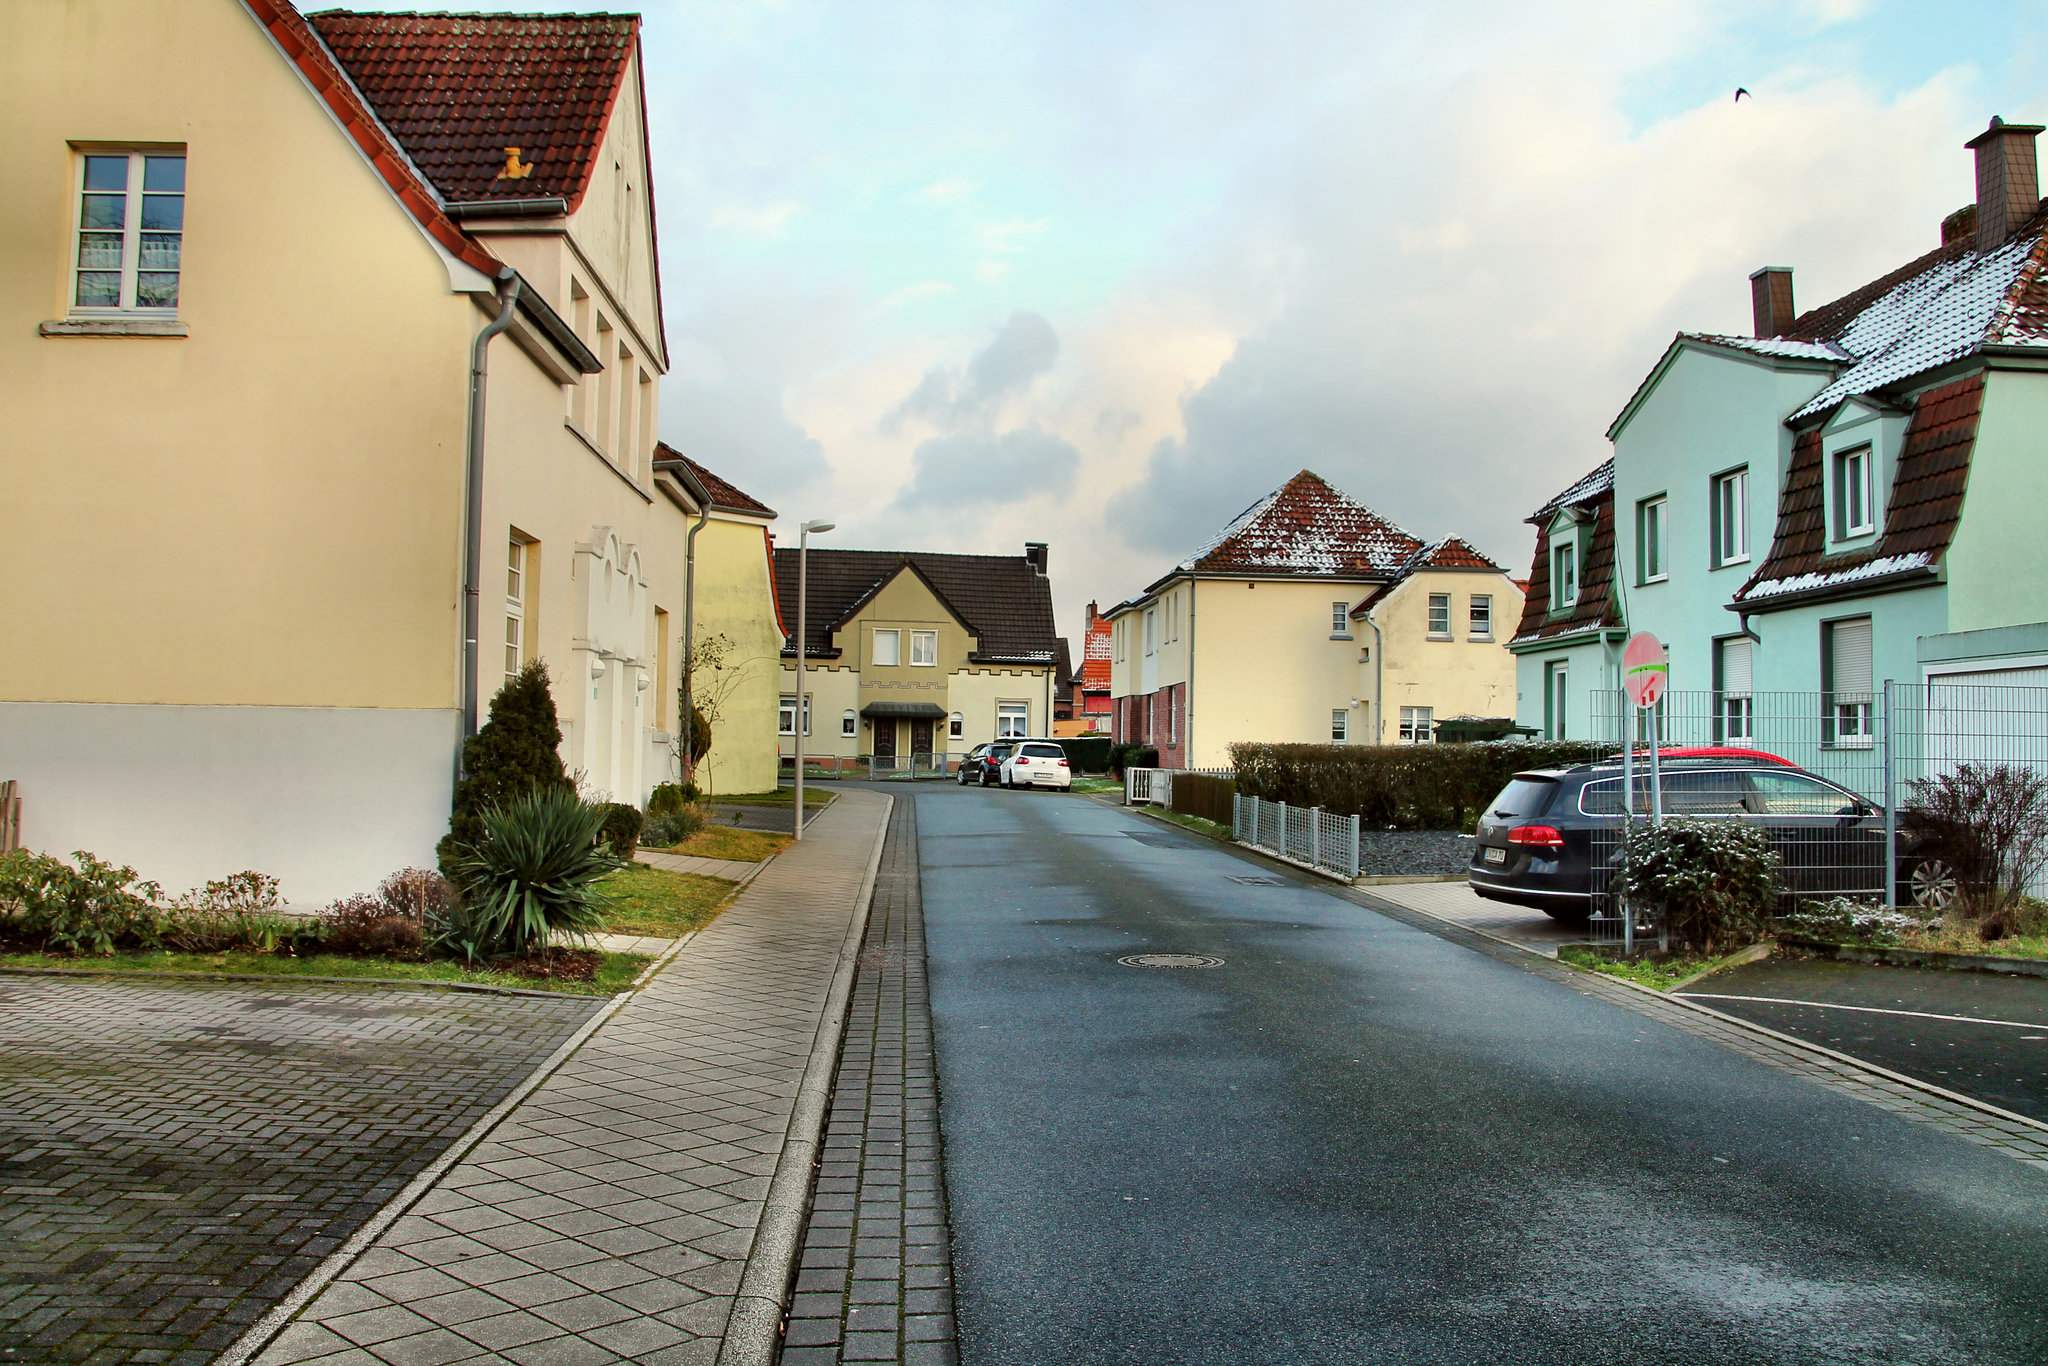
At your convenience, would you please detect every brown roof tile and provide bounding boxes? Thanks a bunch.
[1511,485,1623,645]
[773,548,1058,665]
[653,444,776,518]
[1733,375,1983,608]
[307,10,637,209]
[1177,471,1423,579]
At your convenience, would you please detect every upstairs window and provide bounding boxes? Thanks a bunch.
[997,702,1028,738]
[74,151,185,312]
[1427,594,1451,638]
[1331,601,1352,638]
[1553,542,1578,609]
[1712,468,1749,566]
[911,630,937,667]
[504,537,528,684]
[872,629,900,667]
[1637,495,1667,583]
[1469,595,1492,639]
[1833,445,1875,539]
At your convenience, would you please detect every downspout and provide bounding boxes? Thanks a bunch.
[1185,579,1196,766]
[460,268,522,763]
[1366,605,1386,744]
[680,500,711,783]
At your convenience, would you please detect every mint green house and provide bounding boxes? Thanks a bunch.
[1518,117,2048,772]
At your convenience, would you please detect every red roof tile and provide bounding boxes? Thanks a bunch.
[1178,471,1423,579]
[653,444,776,518]
[1405,536,1503,573]
[306,10,637,209]
[1510,464,1623,645]
[241,0,500,275]
[1081,603,1112,691]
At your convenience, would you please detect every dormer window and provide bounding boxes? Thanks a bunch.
[1832,445,1875,539]
[1553,541,1578,608]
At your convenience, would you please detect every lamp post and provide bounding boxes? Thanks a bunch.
[793,518,834,839]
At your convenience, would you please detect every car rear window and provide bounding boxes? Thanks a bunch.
[1020,744,1064,758]
[1488,778,1557,819]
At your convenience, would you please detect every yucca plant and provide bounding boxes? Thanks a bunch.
[448,788,621,959]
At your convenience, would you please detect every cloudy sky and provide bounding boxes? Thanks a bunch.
[361,0,2048,644]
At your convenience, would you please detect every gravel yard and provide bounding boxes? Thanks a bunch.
[1356,829,1472,877]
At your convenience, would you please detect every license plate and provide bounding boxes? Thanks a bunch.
[1484,847,1507,865]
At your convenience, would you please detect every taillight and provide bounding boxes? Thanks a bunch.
[1057,759,1069,767]
[1507,825,1565,847]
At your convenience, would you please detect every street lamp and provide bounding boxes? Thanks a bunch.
[793,518,834,839]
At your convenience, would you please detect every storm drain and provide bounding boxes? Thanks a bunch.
[1117,954,1226,969]
[1227,875,1283,886]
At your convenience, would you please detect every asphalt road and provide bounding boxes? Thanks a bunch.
[1679,957,2048,1122]
[915,784,2048,1366]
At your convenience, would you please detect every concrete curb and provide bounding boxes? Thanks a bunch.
[0,964,634,999]
[214,930,699,1366]
[1352,887,2048,1143]
[1778,933,2048,980]
[716,793,895,1366]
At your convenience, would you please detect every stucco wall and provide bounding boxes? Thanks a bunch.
[1367,570,1522,743]
[689,516,782,795]
[1946,367,2048,637]
[1184,579,1374,767]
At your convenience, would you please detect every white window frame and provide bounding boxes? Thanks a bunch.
[1638,495,1668,583]
[842,709,857,738]
[71,148,187,315]
[1331,709,1348,743]
[1331,601,1352,639]
[1712,468,1749,567]
[1825,617,1875,749]
[1833,445,1875,539]
[504,537,527,684]
[910,630,937,667]
[997,702,1029,739]
[1717,637,1754,745]
[1399,706,1435,745]
[872,629,901,667]
[1553,542,1578,609]
[779,694,811,736]
[948,711,964,741]
[1469,595,1492,640]
[1426,593,1452,639]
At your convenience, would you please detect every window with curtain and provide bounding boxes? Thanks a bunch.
[73,151,185,312]
[1427,594,1451,637]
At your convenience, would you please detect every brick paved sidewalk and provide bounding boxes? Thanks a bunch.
[244,790,892,1366]
[633,851,765,884]
[781,796,957,1366]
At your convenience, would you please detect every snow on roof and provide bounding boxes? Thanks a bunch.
[1175,471,1424,577]
[1790,233,2048,421]
[1739,552,1936,601]
[1680,333,1851,363]
[1529,459,1614,523]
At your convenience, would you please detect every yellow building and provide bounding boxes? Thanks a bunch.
[774,547,1061,771]
[1106,471,1523,767]
[0,0,779,899]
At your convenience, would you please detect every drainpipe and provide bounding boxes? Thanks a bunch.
[679,500,711,784]
[1366,606,1386,744]
[1185,579,1197,766]
[460,268,523,765]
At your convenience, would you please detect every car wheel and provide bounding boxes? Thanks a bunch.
[1911,858,1960,911]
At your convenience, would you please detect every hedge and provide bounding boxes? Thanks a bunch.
[1228,740,1604,831]
[1059,736,1113,775]
[1109,744,1159,777]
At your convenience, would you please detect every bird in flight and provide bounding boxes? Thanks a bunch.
[1735,87,1751,102]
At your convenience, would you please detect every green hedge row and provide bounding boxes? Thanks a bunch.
[1228,741,1605,831]
[1109,744,1159,777]
[1058,736,1113,774]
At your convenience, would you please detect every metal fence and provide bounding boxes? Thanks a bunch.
[1233,793,1361,881]
[1581,681,2048,914]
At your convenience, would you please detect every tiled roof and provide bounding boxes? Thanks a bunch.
[1732,375,1981,608]
[1402,536,1503,573]
[241,1,499,275]
[1081,604,1112,690]
[1175,471,1423,578]
[1527,459,1614,524]
[1055,639,1076,700]
[306,10,637,209]
[772,549,1058,666]
[1509,486,1623,646]
[652,444,776,518]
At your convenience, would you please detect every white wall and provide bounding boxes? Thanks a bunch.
[0,701,457,904]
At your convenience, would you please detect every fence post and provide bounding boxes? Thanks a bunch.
[1348,813,1360,879]
[1883,678,1898,909]
[1275,800,1287,857]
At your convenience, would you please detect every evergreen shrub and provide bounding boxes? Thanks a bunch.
[439,661,572,874]
[1613,818,1780,954]
[647,782,700,819]
[1060,736,1113,774]
[0,849,166,955]
[1228,740,1604,830]
[1109,744,1160,776]
[600,803,646,860]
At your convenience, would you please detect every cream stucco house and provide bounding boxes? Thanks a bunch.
[775,546,1060,770]
[1106,471,1523,767]
[1,0,778,899]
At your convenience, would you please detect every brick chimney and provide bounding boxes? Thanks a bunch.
[1749,267,1796,338]
[1024,542,1048,575]
[1966,116,2045,251]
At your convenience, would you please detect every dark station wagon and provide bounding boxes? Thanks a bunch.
[1467,750,1931,920]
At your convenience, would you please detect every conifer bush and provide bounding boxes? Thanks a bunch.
[439,661,573,874]
[600,803,646,860]
[447,787,620,958]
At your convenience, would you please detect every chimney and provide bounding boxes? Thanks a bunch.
[1966,116,2045,251]
[1749,267,1795,338]
[1024,542,1048,576]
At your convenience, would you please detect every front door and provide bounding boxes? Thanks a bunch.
[912,719,934,758]
[873,720,897,760]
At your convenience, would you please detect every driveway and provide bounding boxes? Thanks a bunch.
[0,976,599,1363]
[917,784,2048,1366]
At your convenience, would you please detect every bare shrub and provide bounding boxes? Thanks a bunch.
[1903,764,2048,936]
[322,892,424,957]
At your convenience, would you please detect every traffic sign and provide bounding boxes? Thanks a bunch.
[1623,632,1668,709]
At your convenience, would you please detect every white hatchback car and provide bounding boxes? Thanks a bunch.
[1000,740,1072,790]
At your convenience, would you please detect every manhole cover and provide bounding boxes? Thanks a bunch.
[1227,875,1283,886]
[1117,953,1225,969]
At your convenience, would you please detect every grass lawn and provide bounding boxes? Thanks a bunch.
[1070,776,1123,795]
[668,825,790,863]
[1889,923,2048,961]
[718,788,836,806]
[1149,810,1231,841]
[0,948,650,996]
[599,863,736,936]
[1557,943,1753,993]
